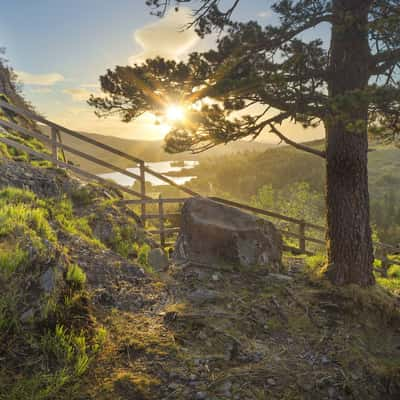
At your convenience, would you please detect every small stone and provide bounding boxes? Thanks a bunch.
[168,383,180,391]
[198,331,207,340]
[269,273,293,281]
[20,308,35,323]
[189,374,197,381]
[321,355,330,365]
[195,392,207,400]
[148,248,169,272]
[40,268,56,293]
[187,289,221,304]
[267,378,276,386]
[211,273,220,281]
[218,381,232,395]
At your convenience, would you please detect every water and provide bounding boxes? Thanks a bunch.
[98,160,198,187]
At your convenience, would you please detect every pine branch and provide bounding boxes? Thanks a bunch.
[369,48,400,75]
[269,123,326,159]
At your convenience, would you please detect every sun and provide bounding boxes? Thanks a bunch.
[166,105,185,122]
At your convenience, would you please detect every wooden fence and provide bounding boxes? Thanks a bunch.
[0,98,398,261]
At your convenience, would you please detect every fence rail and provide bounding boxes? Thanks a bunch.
[0,99,398,260]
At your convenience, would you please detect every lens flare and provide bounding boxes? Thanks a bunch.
[166,105,185,122]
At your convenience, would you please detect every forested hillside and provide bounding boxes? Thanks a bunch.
[183,142,400,245]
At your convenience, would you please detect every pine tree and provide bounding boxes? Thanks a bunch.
[89,0,400,286]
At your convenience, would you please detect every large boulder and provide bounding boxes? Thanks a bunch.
[174,197,282,270]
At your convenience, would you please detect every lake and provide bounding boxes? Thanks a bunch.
[98,160,198,187]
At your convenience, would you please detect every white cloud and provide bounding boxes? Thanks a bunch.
[63,88,94,102]
[29,87,53,94]
[258,11,272,18]
[16,71,64,86]
[129,7,199,64]
[80,83,100,89]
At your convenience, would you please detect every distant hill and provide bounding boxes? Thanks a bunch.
[38,125,275,173]
[185,139,399,201]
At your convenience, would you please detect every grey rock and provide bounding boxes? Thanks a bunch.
[20,308,35,323]
[269,273,293,281]
[211,273,221,281]
[187,288,222,304]
[174,197,282,270]
[40,268,57,293]
[195,392,207,400]
[321,355,330,365]
[217,381,232,396]
[168,383,180,391]
[198,330,208,340]
[148,248,169,272]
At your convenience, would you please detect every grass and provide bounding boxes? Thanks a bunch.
[0,322,106,400]
[137,243,152,272]
[305,253,400,296]
[106,224,138,258]
[66,264,87,289]
[0,245,28,275]
[51,198,104,248]
[70,187,94,207]
[0,187,108,400]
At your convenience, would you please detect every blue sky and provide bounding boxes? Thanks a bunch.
[0,1,327,141]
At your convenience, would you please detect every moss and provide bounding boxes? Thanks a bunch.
[112,371,160,399]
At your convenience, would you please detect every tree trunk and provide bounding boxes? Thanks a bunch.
[325,0,375,286]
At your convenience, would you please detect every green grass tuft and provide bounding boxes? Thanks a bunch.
[66,264,87,288]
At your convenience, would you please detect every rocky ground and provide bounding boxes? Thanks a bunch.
[80,256,400,400]
[0,158,400,400]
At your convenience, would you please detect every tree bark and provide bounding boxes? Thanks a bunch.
[325,0,375,286]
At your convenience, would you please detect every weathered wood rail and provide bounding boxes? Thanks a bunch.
[0,98,397,260]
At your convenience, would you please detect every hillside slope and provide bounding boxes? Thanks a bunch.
[0,144,399,399]
[1,68,399,399]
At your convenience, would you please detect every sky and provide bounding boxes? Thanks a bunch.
[0,0,327,143]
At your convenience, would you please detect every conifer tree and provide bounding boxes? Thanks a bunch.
[89,0,400,286]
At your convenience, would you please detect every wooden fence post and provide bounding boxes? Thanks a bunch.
[299,220,306,254]
[158,194,165,248]
[51,127,58,164]
[139,161,146,224]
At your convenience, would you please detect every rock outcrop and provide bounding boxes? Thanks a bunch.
[174,197,282,270]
